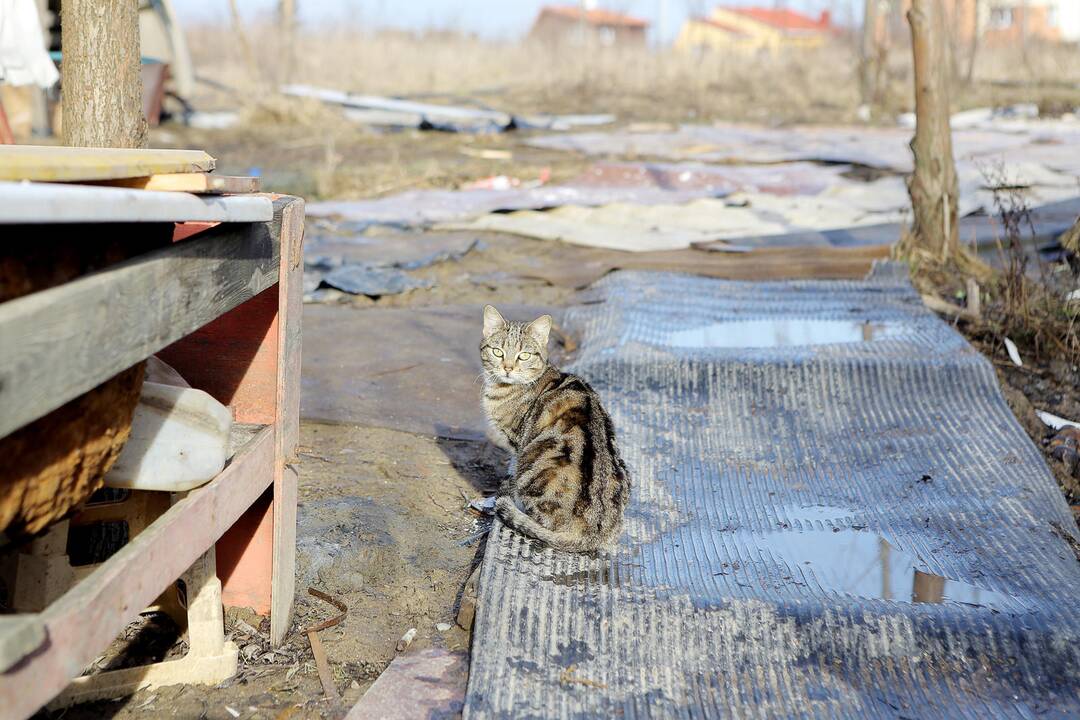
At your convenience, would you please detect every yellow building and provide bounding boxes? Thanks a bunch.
[676,6,836,53]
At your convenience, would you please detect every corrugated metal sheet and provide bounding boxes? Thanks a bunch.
[465,267,1080,718]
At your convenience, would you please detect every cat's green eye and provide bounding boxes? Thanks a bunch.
[491,348,504,358]
[518,352,532,360]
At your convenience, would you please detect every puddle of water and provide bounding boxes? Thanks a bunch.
[739,529,1020,610]
[664,319,904,349]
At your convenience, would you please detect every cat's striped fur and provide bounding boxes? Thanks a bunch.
[479,305,630,552]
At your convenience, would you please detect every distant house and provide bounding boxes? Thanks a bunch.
[676,6,836,53]
[896,1,1080,46]
[528,5,649,48]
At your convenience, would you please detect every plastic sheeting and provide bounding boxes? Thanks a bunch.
[465,267,1080,718]
[439,195,909,252]
[527,122,1080,176]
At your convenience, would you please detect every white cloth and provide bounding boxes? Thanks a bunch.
[0,0,59,88]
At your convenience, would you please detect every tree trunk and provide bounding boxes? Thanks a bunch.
[279,0,297,82]
[907,0,959,259]
[964,0,982,84]
[859,0,881,107]
[61,0,147,148]
[227,0,260,82]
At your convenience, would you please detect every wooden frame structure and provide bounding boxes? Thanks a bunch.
[0,186,304,718]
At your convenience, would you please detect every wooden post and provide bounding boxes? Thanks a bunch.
[61,0,147,148]
[906,0,960,259]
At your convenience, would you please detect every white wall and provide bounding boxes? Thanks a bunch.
[1053,0,1080,42]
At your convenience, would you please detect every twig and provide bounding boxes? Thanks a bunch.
[559,664,608,689]
[921,293,980,323]
[428,493,453,514]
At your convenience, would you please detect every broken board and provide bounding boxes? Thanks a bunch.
[90,173,261,194]
[0,145,215,182]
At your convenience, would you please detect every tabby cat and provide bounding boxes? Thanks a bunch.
[479,305,630,552]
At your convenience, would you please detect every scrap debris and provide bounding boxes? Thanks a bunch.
[1004,337,1024,367]
[282,84,615,134]
[1050,427,1080,479]
[396,628,417,653]
[303,587,349,705]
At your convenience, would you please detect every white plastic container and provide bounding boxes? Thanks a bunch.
[103,382,233,491]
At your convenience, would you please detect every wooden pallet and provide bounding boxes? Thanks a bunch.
[0,188,304,718]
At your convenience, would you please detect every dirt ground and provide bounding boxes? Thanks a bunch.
[31,34,1080,717]
[46,424,503,720]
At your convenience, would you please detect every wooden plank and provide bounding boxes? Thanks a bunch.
[0,215,284,439]
[276,197,305,459]
[271,197,304,644]
[0,145,214,182]
[91,173,261,194]
[0,181,271,224]
[271,464,298,645]
[0,426,275,720]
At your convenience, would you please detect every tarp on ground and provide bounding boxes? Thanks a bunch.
[439,194,910,251]
[527,122,1080,177]
[465,267,1080,718]
[304,162,854,228]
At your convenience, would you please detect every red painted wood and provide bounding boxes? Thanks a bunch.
[157,284,281,426]
[217,488,274,614]
[172,221,219,242]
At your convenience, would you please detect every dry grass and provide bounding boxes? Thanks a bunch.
[183,23,1080,127]
[900,183,1080,366]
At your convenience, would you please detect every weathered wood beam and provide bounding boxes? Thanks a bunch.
[0,209,288,439]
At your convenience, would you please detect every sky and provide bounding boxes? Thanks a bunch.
[175,1,858,45]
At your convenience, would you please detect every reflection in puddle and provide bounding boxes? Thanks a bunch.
[733,529,1019,610]
[664,319,903,348]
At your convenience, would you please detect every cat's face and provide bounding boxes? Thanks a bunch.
[480,305,551,385]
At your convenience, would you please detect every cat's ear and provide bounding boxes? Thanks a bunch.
[483,305,506,337]
[526,314,552,347]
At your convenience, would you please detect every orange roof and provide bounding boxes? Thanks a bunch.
[691,16,751,37]
[726,6,833,32]
[541,5,649,29]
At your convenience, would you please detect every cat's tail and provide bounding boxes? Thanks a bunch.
[495,497,604,553]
